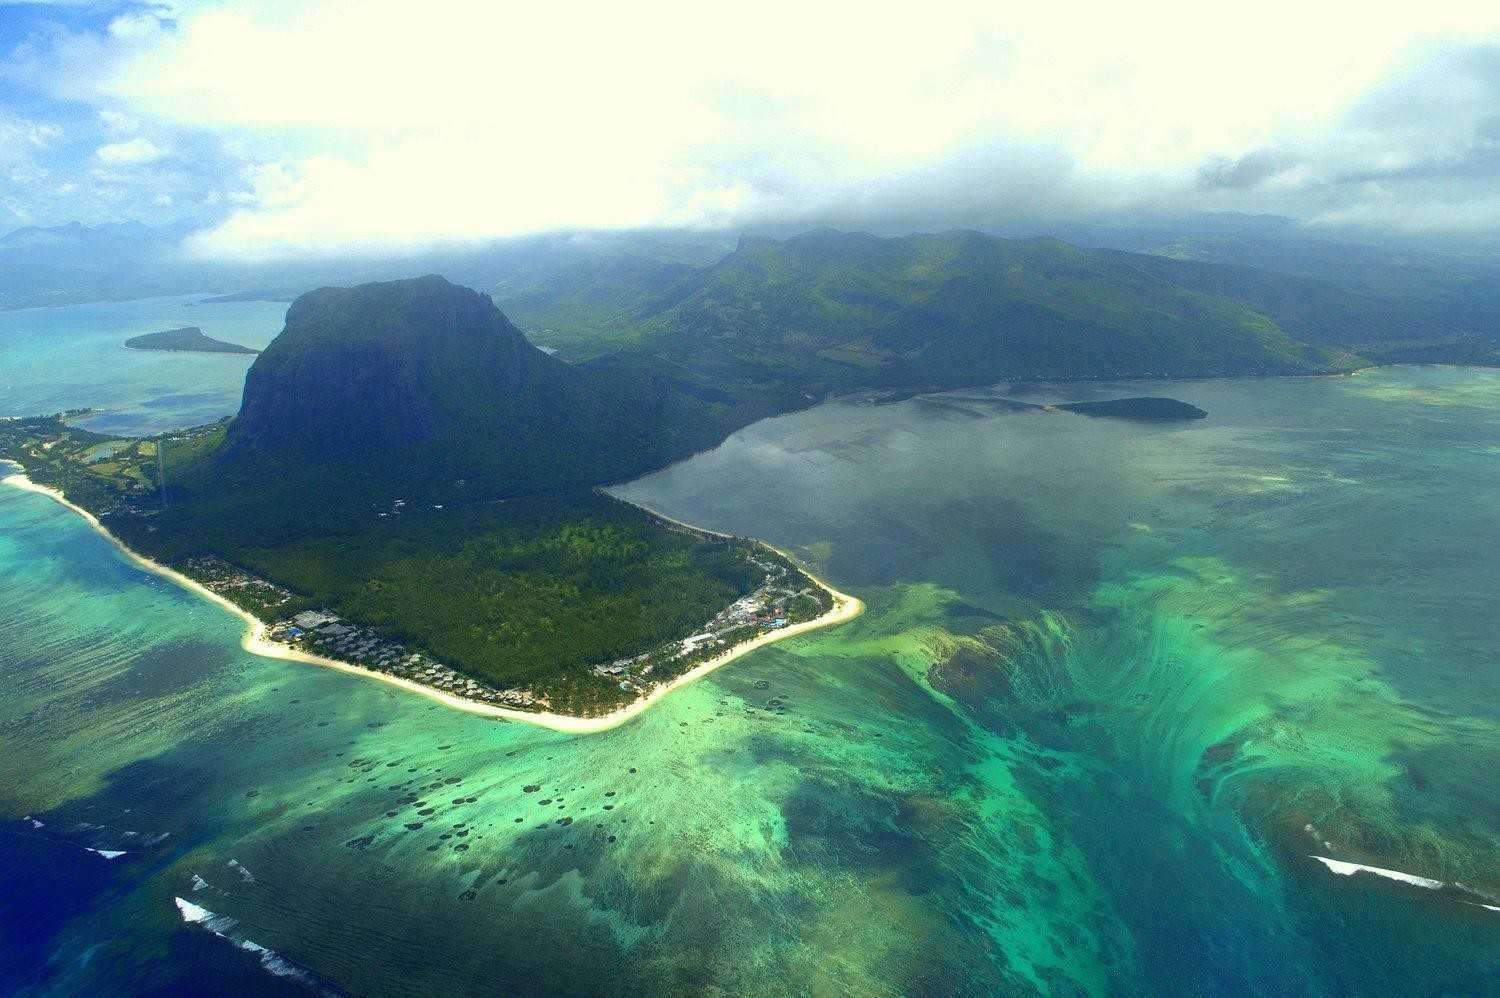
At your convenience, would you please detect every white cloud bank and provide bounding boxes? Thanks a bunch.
[37,0,1500,257]
[95,136,165,164]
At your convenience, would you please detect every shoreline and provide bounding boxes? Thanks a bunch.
[1,463,862,734]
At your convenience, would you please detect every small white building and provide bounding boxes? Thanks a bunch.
[681,632,716,653]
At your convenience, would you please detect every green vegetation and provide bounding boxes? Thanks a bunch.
[0,258,1288,716]
[504,230,1362,400]
[232,496,765,707]
[497,254,695,358]
[218,275,739,503]
[1122,228,1500,364]
[0,413,214,514]
[1054,397,1208,421]
[124,326,259,354]
[0,411,820,717]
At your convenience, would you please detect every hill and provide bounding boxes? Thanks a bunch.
[511,230,1358,403]
[1043,214,1500,364]
[214,275,734,506]
[124,326,259,354]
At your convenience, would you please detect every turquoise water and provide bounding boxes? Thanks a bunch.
[0,295,285,435]
[0,300,1496,995]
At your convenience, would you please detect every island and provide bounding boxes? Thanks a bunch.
[1052,397,1208,421]
[124,326,259,354]
[198,289,298,304]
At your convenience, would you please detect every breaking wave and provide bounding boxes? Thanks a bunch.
[1311,856,1500,916]
[1311,855,1444,890]
[174,897,337,992]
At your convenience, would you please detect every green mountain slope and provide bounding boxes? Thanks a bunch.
[613,230,1351,402]
[1,246,1427,711]
[504,230,1360,398]
[1051,215,1500,363]
[495,254,698,358]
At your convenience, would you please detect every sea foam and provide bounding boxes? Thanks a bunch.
[1311,856,1443,890]
[173,897,327,989]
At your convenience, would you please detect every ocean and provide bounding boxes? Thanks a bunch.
[1,297,1496,994]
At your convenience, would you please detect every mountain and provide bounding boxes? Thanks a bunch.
[1039,213,1500,362]
[0,219,733,312]
[495,253,699,358]
[0,221,193,307]
[585,230,1353,404]
[214,275,731,504]
[503,225,1500,376]
[0,219,158,251]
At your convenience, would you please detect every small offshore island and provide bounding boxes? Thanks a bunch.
[124,326,259,354]
[1051,396,1208,420]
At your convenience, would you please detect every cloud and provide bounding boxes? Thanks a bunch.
[1197,150,1292,192]
[7,0,1500,251]
[0,111,59,149]
[0,112,61,192]
[1184,40,1500,232]
[95,135,164,164]
[98,108,141,135]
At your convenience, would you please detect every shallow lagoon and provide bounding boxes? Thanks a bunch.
[0,295,285,435]
[1,305,1496,995]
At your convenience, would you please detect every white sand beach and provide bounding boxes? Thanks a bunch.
[3,465,862,734]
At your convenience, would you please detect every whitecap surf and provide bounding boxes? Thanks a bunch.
[1311,856,1443,890]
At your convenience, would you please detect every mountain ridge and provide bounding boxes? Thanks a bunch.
[597,229,1355,406]
[216,274,733,503]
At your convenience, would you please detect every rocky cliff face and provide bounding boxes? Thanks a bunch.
[221,275,722,498]
[228,276,541,454]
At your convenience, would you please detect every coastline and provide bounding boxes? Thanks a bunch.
[1,463,862,734]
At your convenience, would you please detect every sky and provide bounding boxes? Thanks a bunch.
[2,0,1500,260]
